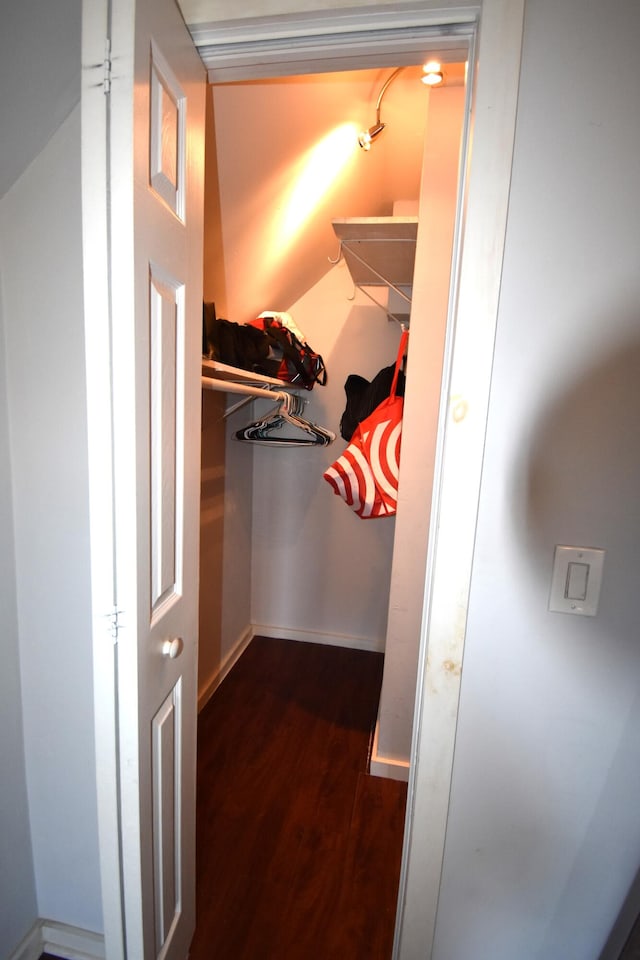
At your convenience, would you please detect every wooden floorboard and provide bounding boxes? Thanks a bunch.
[329,773,408,960]
[190,635,407,960]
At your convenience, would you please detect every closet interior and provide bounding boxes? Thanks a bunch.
[198,60,466,779]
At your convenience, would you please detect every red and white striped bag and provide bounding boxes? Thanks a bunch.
[323,331,408,519]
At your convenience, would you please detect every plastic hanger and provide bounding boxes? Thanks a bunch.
[235,394,335,446]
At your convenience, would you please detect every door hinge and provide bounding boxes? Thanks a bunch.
[108,607,123,644]
[103,37,112,95]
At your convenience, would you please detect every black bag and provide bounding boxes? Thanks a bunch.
[249,317,327,391]
[203,303,280,377]
[340,362,406,441]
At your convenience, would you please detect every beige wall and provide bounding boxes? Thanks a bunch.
[199,388,227,705]
[199,88,230,706]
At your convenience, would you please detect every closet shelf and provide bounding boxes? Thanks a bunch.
[331,216,417,325]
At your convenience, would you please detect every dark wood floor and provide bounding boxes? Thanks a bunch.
[40,637,406,960]
[189,635,408,960]
[621,916,640,959]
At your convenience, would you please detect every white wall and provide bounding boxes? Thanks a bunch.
[376,84,465,768]
[433,0,640,956]
[250,264,401,649]
[0,272,37,956]
[0,104,102,938]
[0,0,102,949]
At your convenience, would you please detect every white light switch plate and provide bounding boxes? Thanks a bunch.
[549,545,605,616]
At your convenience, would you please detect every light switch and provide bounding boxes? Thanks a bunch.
[549,545,605,616]
[566,562,589,601]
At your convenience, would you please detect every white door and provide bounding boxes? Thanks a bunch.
[82,0,205,957]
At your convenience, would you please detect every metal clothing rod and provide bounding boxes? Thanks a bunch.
[201,376,289,405]
[202,375,334,445]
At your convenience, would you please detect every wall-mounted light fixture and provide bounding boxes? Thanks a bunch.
[358,121,387,151]
[358,66,404,151]
[358,61,445,150]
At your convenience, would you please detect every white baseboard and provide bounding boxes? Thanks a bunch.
[369,718,410,782]
[197,625,253,712]
[7,922,41,960]
[251,623,385,653]
[41,920,105,960]
[8,919,105,960]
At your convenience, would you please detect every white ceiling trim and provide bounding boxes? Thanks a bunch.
[187,4,478,81]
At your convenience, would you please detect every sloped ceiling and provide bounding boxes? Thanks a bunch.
[209,66,433,323]
[0,0,80,200]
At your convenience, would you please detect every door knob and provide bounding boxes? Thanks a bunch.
[162,637,184,659]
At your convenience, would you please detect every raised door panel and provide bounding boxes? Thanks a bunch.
[152,681,183,954]
[149,267,184,616]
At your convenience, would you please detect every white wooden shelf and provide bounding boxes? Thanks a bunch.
[332,216,417,325]
[332,216,418,289]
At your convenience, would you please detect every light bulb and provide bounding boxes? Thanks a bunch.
[422,60,444,86]
[421,71,444,86]
[357,122,386,150]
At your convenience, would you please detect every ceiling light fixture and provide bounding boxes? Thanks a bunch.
[421,60,444,86]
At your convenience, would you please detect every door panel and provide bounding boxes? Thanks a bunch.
[150,40,187,220]
[149,266,182,614]
[152,680,182,953]
[108,1,205,957]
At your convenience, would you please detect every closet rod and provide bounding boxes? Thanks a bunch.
[201,376,289,404]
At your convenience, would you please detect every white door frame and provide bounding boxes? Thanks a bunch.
[390,4,524,954]
[192,3,524,957]
[82,1,524,957]
[81,2,126,956]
